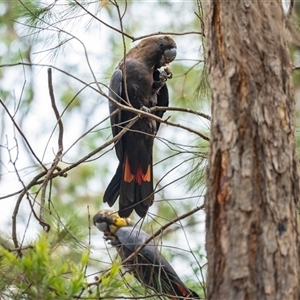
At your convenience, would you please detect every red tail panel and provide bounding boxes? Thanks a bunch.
[124,156,151,185]
[136,164,151,185]
[123,156,134,182]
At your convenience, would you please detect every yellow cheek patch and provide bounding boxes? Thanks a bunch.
[109,218,130,235]
[114,217,130,228]
[96,210,133,234]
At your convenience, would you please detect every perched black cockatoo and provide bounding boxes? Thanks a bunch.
[103,36,177,218]
[93,210,199,299]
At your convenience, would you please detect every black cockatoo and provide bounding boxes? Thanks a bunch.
[103,36,177,217]
[93,210,199,299]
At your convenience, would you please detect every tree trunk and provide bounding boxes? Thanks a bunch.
[204,1,300,299]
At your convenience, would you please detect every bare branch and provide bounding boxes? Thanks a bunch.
[12,170,47,250]
[133,31,204,42]
[39,68,64,232]
[152,105,211,121]
[48,67,64,150]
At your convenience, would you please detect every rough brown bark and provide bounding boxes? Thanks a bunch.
[204,1,300,299]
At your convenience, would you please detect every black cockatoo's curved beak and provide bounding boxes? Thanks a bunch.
[164,48,177,63]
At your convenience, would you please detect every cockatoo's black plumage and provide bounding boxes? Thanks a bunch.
[93,210,199,299]
[103,36,177,217]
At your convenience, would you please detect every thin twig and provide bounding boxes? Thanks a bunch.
[199,262,207,299]
[0,62,106,97]
[162,117,209,141]
[12,170,47,249]
[48,68,64,152]
[39,68,64,232]
[133,31,204,42]
[0,99,47,171]
[73,0,134,40]
[152,106,211,121]
[7,245,33,252]
[75,206,93,299]
[115,0,130,105]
